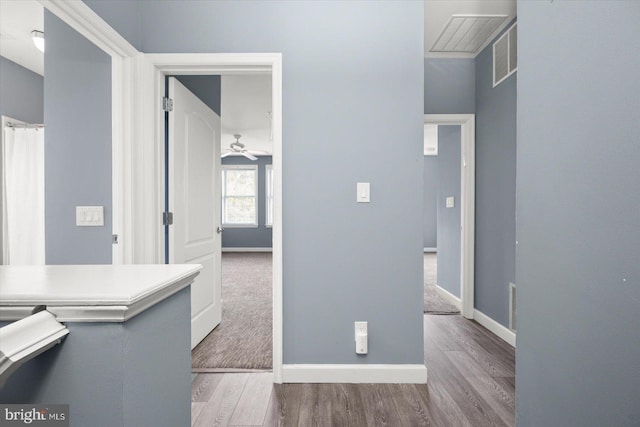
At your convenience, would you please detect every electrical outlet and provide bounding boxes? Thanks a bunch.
[355,321,367,336]
[355,321,368,354]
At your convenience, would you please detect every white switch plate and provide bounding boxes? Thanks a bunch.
[446,196,455,208]
[76,206,104,226]
[357,182,370,203]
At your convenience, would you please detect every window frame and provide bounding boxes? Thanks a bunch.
[221,164,259,228]
[265,164,273,227]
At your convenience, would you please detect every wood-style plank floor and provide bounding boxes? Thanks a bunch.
[191,315,515,426]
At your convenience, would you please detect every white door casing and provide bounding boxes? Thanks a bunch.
[39,4,284,383]
[424,114,475,319]
[169,77,222,349]
[146,54,283,383]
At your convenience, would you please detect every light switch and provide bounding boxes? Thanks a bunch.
[446,196,455,208]
[357,182,370,203]
[76,206,104,226]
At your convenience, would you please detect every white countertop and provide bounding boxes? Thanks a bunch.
[0,264,201,322]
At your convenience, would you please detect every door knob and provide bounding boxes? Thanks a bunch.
[216,226,224,234]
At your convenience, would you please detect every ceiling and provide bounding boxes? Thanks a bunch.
[221,75,273,156]
[0,0,44,75]
[424,0,516,58]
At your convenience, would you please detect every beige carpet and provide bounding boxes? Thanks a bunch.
[191,252,272,371]
[424,253,460,314]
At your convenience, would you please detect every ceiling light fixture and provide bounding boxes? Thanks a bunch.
[31,30,44,53]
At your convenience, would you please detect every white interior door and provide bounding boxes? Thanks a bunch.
[168,77,222,349]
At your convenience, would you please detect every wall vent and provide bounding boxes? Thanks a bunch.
[509,282,517,332]
[431,15,508,54]
[493,23,517,87]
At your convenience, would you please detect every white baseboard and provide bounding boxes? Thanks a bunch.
[221,247,272,252]
[435,285,462,309]
[423,247,437,253]
[473,309,516,348]
[282,364,427,384]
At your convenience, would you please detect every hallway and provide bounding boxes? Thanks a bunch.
[191,314,515,426]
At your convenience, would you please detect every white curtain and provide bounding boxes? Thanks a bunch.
[2,127,45,265]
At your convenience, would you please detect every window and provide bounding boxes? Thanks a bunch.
[265,165,273,227]
[221,165,258,227]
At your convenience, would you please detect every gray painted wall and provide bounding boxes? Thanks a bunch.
[222,156,273,248]
[0,56,44,265]
[422,156,437,248]
[516,1,640,425]
[0,323,124,425]
[81,0,142,50]
[122,288,191,427]
[175,75,221,116]
[83,0,425,364]
[473,22,517,326]
[0,57,44,123]
[0,288,191,426]
[44,11,112,264]
[424,58,475,114]
[436,126,461,297]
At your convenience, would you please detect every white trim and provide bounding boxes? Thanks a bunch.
[265,164,273,226]
[222,247,272,253]
[282,364,427,384]
[423,247,437,253]
[424,114,475,319]
[509,282,516,332]
[144,53,284,383]
[435,285,462,310]
[473,309,516,347]
[39,0,139,265]
[424,51,478,60]
[50,273,196,322]
[0,307,35,322]
[37,0,138,57]
[0,310,69,386]
[1,281,196,323]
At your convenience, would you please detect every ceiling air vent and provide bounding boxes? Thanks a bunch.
[431,15,508,54]
[493,23,517,87]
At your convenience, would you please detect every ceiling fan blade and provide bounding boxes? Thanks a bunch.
[221,151,233,158]
[242,151,258,161]
[247,150,270,156]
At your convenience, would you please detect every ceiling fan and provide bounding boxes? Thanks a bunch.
[221,134,267,161]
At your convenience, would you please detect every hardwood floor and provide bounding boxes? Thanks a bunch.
[191,315,515,426]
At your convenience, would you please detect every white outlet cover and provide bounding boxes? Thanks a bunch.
[354,321,367,336]
[354,321,368,354]
[446,196,455,208]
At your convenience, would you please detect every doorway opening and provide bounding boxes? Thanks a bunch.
[145,53,284,382]
[166,74,275,372]
[423,114,475,319]
[423,124,461,316]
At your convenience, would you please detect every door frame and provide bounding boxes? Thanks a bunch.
[145,53,283,382]
[424,114,475,319]
[41,2,284,383]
